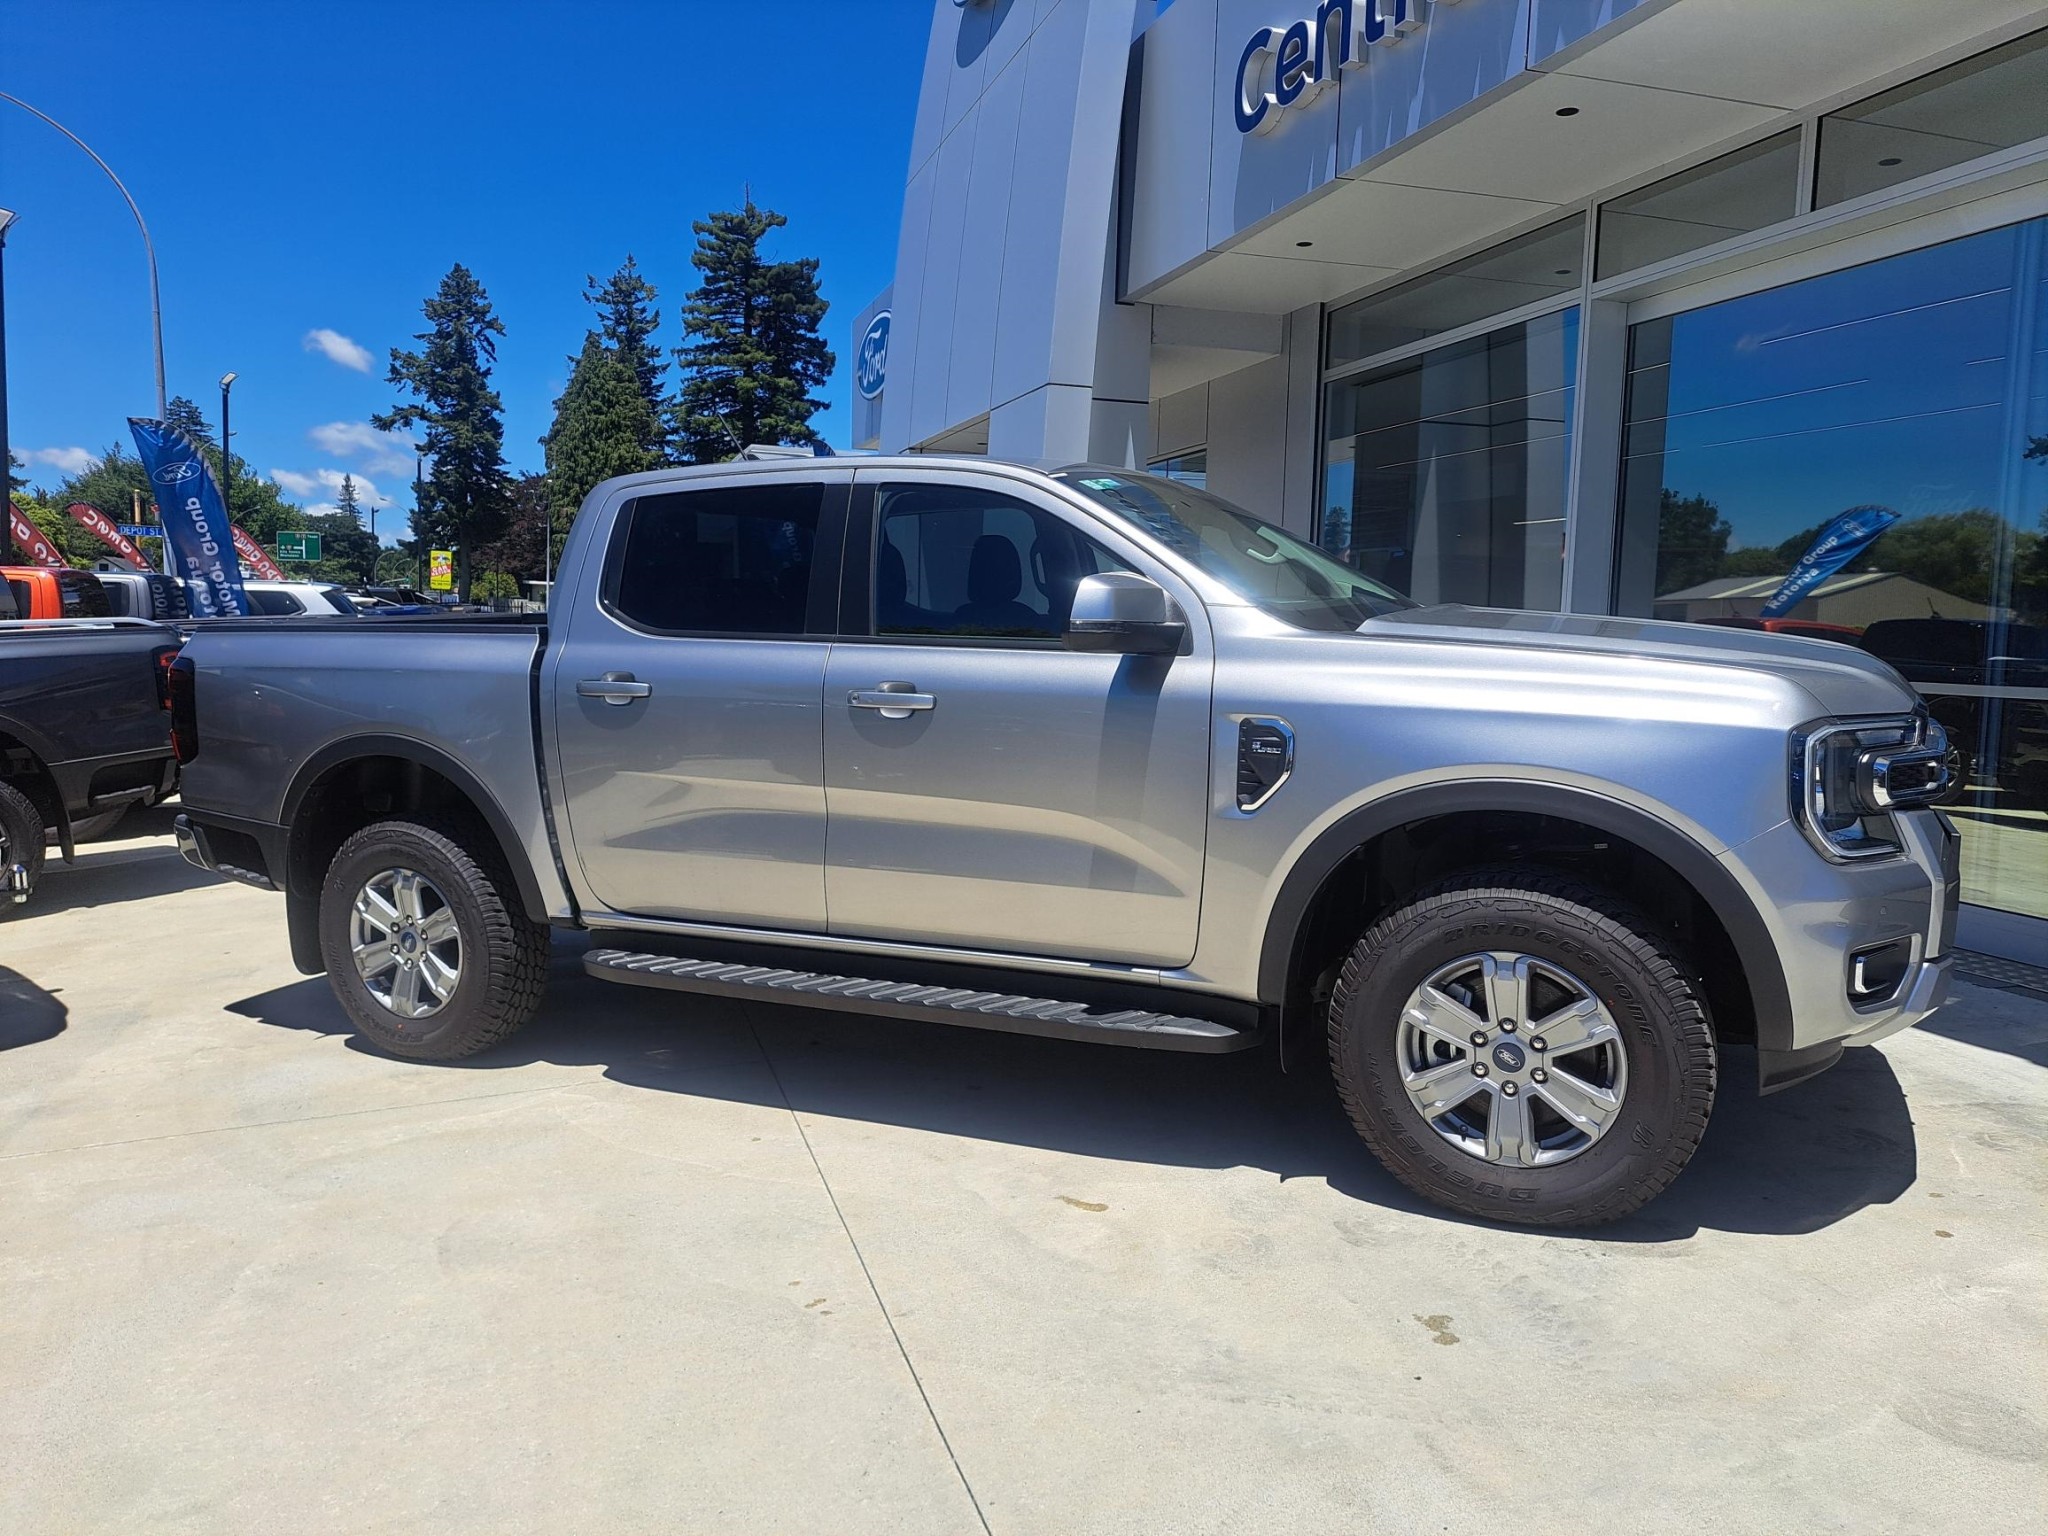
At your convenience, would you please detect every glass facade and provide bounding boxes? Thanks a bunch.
[1323,309,1578,609]
[1615,219,2048,921]
[1596,131,1801,278]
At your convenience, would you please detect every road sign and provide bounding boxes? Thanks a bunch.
[116,525,159,539]
[275,530,321,563]
[429,549,454,591]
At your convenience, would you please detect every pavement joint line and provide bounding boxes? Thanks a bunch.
[0,1082,574,1162]
[747,1013,996,1536]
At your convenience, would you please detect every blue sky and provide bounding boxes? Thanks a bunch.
[1,0,932,526]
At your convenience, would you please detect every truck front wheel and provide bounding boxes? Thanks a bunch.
[318,819,549,1061]
[1328,867,1716,1227]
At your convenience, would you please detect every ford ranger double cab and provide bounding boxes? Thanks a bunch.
[170,460,1959,1225]
[2,617,183,907]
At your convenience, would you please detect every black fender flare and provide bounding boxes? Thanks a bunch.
[1256,779,1795,1055]
[280,732,551,923]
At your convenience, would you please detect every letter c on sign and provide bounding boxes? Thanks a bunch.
[1235,27,1276,134]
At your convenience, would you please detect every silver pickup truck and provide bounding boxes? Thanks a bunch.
[172,459,1959,1225]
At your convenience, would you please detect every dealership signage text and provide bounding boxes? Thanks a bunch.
[1235,0,1442,134]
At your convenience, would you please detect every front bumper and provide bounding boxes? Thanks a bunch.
[1726,807,1960,1092]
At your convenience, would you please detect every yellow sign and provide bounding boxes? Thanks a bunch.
[429,549,454,592]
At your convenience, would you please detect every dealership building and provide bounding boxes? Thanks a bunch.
[855,0,2048,958]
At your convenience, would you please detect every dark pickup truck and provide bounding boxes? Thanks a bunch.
[0,618,183,908]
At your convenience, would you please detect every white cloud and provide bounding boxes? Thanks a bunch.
[269,466,391,510]
[24,446,96,476]
[303,328,374,373]
[307,420,418,476]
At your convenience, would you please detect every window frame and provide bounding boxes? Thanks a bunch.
[596,474,850,643]
[837,468,1191,651]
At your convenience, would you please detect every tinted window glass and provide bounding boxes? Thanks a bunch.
[873,486,1127,640]
[1328,215,1584,367]
[59,574,112,618]
[1816,31,2048,208]
[613,483,822,636]
[1596,131,1800,278]
[315,589,358,615]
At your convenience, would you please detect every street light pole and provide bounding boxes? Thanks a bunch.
[0,207,16,563]
[0,91,167,418]
[218,372,237,531]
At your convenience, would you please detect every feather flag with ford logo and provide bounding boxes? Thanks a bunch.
[7,500,64,566]
[1758,504,1901,620]
[65,502,151,570]
[127,418,249,616]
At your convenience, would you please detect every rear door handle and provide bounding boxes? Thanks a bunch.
[577,672,653,705]
[849,682,935,719]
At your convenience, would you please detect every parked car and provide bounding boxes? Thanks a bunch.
[1,617,183,907]
[171,459,1959,1226]
[343,587,440,616]
[93,569,191,622]
[2,565,114,621]
[180,579,360,618]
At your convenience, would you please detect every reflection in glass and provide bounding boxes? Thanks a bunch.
[1149,450,1208,488]
[1815,29,2048,207]
[1596,131,1800,278]
[1614,218,2048,921]
[1328,216,1585,367]
[1324,309,1578,610]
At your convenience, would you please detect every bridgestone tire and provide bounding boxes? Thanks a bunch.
[0,780,46,915]
[318,819,549,1061]
[1328,867,1716,1227]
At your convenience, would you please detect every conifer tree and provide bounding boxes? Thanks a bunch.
[670,198,834,463]
[587,255,667,457]
[335,473,360,523]
[374,263,514,599]
[164,395,215,446]
[545,332,661,522]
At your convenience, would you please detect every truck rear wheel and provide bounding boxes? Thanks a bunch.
[1328,867,1715,1227]
[0,781,46,915]
[318,819,549,1061]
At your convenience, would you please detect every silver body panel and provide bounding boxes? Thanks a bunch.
[179,457,1956,1062]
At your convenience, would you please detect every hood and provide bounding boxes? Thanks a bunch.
[1364,606,1919,720]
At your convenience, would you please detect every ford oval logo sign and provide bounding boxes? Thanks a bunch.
[856,310,891,401]
[152,461,202,486]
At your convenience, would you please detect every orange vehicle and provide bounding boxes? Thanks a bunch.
[1,566,114,620]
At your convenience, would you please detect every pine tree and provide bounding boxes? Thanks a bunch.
[374,263,514,600]
[587,255,667,456]
[545,332,661,523]
[670,198,834,464]
[336,474,361,523]
[164,395,214,446]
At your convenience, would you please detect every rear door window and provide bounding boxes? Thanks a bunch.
[245,588,305,616]
[609,482,825,637]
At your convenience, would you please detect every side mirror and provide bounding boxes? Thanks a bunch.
[1063,572,1186,656]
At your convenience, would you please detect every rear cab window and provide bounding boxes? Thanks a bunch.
[607,482,827,637]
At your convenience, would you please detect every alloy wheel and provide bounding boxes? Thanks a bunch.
[350,866,462,1019]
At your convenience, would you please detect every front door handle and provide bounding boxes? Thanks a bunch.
[849,682,935,720]
[577,672,653,706]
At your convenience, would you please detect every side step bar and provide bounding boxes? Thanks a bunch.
[584,947,1257,1053]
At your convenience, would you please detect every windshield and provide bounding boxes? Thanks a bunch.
[1055,467,1413,631]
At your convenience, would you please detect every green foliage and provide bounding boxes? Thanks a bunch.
[545,332,660,524]
[475,473,559,585]
[670,198,834,464]
[588,255,668,457]
[7,450,26,496]
[1654,490,1730,595]
[375,263,514,600]
[374,547,420,585]
[470,569,520,603]
[303,510,380,583]
[164,395,215,448]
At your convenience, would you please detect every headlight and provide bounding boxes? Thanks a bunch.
[1791,713,1949,860]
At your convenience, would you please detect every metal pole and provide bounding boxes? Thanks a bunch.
[219,375,234,530]
[0,92,167,418]
[0,209,14,563]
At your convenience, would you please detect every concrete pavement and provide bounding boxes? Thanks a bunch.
[3,804,2044,1534]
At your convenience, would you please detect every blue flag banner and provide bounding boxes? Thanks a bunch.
[128,417,248,617]
[1758,504,1900,620]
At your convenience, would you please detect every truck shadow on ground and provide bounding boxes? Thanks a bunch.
[0,966,67,1051]
[231,939,1928,1243]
